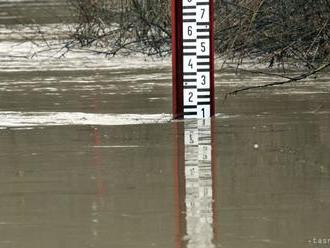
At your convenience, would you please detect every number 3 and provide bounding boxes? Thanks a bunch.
[201,75,206,85]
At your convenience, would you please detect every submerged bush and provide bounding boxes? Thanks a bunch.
[70,0,171,56]
[216,0,330,68]
[68,0,330,69]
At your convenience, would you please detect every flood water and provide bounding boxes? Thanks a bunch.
[1,1,330,248]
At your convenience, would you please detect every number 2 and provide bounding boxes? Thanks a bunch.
[188,92,193,102]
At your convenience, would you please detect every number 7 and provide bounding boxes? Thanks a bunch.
[201,8,205,19]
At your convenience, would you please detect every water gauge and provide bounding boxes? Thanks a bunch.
[172,0,215,119]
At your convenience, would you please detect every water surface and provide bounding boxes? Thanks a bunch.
[1,1,330,248]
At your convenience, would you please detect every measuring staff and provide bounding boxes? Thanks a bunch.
[172,0,215,119]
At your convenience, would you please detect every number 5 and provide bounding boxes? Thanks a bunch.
[201,42,206,52]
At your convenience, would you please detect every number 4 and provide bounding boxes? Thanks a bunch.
[188,59,193,69]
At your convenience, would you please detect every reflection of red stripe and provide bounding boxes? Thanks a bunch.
[211,117,218,241]
[90,84,106,197]
[92,128,107,197]
[173,122,183,248]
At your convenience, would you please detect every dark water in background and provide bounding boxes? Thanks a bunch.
[0,0,72,24]
[1,1,330,248]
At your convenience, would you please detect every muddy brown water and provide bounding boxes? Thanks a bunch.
[1,1,330,248]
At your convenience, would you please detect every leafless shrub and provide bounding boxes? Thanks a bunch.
[68,0,171,56]
[67,0,330,70]
[216,0,330,69]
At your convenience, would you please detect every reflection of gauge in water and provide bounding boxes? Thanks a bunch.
[184,119,215,247]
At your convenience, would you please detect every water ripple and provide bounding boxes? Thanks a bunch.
[0,111,172,127]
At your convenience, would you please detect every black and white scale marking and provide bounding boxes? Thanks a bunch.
[184,119,214,242]
[182,0,211,119]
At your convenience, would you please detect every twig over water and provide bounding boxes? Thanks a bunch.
[225,62,330,98]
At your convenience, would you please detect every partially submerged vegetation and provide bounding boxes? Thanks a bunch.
[65,0,330,91]
[216,0,330,68]
[69,0,171,56]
